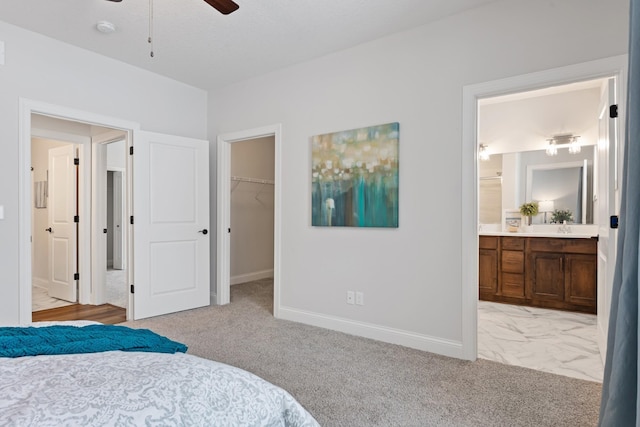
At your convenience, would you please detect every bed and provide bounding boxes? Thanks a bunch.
[0,322,319,426]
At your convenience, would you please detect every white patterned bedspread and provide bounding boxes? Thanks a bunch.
[0,351,319,426]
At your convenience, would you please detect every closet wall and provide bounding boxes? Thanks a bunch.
[230,136,275,284]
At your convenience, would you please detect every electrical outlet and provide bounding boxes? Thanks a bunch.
[355,291,364,305]
[346,291,355,305]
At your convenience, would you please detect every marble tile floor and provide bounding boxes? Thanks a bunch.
[478,300,603,382]
[32,285,75,312]
[32,268,127,312]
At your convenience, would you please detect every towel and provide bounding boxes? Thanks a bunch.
[0,325,188,358]
[34,181,47,208]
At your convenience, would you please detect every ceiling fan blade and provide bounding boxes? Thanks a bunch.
[203,0,239,15]
[105,0,122,2]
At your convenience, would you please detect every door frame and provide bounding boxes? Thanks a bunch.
[216,124,282,315]
[18,98,139,324]
[461,55,628,360]
[92,132,128,306]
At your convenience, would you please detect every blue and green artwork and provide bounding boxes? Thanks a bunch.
[311,122,399,227]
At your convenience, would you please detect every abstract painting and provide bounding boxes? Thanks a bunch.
[311,122,399,227]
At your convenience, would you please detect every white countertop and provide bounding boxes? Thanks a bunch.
[479,231,597,239]
[478,224,598,239]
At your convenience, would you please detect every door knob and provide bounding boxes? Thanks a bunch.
[45,227,52,233]
[198,229,208,235]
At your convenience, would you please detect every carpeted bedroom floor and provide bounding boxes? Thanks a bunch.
[120,279,601,427]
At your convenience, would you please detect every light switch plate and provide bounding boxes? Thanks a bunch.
[0,205,4,219]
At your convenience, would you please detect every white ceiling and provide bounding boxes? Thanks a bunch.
[0,0,498,91]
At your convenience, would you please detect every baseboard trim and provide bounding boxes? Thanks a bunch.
[231,269,274,286]
[277,306,464,359]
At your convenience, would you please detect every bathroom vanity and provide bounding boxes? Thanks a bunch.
[479,232,597,313]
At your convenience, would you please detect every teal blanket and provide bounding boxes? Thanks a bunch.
[0,325,187,358]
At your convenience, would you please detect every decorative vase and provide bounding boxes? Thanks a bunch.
[522,215,533,232]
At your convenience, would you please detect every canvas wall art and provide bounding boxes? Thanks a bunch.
[311,122,399,227]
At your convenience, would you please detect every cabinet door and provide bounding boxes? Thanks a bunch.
[529,252,564,302]
[564,254,597,308]
[479,248,498,296]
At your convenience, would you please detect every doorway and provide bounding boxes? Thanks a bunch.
[462,55,627,379]
[229,137,275,299]
[216,124,282,313]
[29,113,129,322]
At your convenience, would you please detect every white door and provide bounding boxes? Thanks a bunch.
[133,131,210,319]
[47,144,77,303]
[596,77,619,361]
[112,170,124,270]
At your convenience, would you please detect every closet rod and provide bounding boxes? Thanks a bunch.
[479,176,502,181]
[231,176,275,185]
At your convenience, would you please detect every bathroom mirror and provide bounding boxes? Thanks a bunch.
[479,146,595,225]
[526,159,591,224]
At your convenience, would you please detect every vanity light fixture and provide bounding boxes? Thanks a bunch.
[568,136,582,154]
[479,144,490,161]
[545,140,558,156]
[546,134,581,156]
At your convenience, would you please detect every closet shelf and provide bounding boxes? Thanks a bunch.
[231,176,275,185]
[231,175,274,198]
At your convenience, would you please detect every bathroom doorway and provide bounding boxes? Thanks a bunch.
[475,75,620,382]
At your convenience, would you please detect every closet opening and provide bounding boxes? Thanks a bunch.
[229,137,275,304]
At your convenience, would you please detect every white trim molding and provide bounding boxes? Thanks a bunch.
[231,269,274,286]
[279,306,464,358]
[19,98,140,324]
[216,124,282,318]
[461,54,628,361]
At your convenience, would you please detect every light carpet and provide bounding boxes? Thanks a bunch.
[120,279,601,427]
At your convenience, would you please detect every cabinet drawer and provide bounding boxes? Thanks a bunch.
[502,250,524,273]
[479,236,499,250]
[502,237,524,250]
[528,237,597,255]
[502,273,525,298]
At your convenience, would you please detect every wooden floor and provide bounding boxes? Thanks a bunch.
[32,304,126,324]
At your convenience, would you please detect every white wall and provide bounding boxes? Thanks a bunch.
[230,137,275,283]
[0,21,208,324]
[208,0,629,356]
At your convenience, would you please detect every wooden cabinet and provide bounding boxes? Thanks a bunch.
[479,236,498,298]
[479,235,597,313]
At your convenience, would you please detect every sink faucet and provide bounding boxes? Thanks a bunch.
[558,220,572,234]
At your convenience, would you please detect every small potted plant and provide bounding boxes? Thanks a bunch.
[519,201,539,229]
[550,209,573,224]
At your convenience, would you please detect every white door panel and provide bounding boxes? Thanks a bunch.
[596,78,618,362]
[133,131,210,320]
[47,145,77,302]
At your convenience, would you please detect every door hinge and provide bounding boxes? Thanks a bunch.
[129,146,134,155]
[74,273,80,281]
[74,215,79,223]
[610,215,619,229]
[74,158,80,166]
[228,227,231,233]
[610,104,618,118]
[130,284,135,294]
[130,216,134,225]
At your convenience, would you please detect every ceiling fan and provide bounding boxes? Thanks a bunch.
[105,0,239,15]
